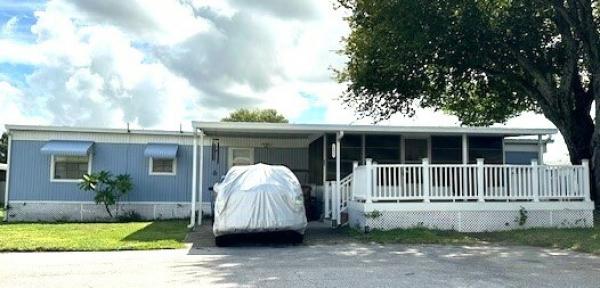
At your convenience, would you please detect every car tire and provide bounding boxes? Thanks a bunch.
[290,233,304,245]
[215,236,228,247]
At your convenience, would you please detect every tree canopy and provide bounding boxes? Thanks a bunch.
[221,108,289,123]
[337,0,600,200]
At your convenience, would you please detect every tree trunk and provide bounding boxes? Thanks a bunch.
[545,106,597,203]
[104,203,113,218]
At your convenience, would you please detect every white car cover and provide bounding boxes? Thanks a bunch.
[213,163,308,237]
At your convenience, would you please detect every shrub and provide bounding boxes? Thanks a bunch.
[79,171,133,218]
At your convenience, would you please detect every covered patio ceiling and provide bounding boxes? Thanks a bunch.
[192,121,557,137]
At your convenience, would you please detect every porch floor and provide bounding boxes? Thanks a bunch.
[187,220,350,248]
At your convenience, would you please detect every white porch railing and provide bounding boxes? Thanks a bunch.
[365,158,590,202]
[324,158,591,225]
[326,174,352,225]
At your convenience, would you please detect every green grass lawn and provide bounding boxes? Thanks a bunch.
[346,225,600,255]
[0,220,189,252]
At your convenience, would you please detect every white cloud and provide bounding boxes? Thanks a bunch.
[1,16,18,36]
[0,81,46,129]
[0,0,570,163]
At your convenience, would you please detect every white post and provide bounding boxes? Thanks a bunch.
[422,158,430,203]
[531,159,539,202]
[188,130,198,228]
[582,159,591,202]
[198,131,204,225]
[352,161,358,200]
[537,135,544,165]
[3,133,11,214]
[325,182,331,219]
[477,158,485,202]
[335,131,344,226]
[322,134,328,218]
[365,158,373,203]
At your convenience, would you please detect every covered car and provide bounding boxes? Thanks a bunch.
[212,163,307,244]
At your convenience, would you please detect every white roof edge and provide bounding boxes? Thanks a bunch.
[192,121,557,136]
[4,122,559,137]
[0,163,6,170]
[5,124,194,137]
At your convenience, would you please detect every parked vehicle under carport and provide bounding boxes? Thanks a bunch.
[212,164,308,246]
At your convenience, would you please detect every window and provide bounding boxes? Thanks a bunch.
[51,155,91,181]
[365,135,400,164]
[468,136,503,164]
[431,136,463,164]
[149,158,177,175]
[229,148,254,167]
[404,138,428,164]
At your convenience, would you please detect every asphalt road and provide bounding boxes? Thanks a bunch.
[1,244,599,288]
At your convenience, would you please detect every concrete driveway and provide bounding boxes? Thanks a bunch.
[1,244,599,288]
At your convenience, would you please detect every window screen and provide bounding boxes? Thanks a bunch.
[468,136,503,164]
[151,158,175,173]
[53,156,89,180]
[231,148,254,166]
[431,136,463,164]
[404,138,428,164]
[365,135,400,164]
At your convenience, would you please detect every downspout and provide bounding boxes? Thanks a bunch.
[198,130,204,226]
[3,132,11,221]
[188,128,198,228]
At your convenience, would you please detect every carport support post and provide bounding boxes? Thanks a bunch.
[335,131,344,226]
[198,130,204,225]
[322,134,329,219]
[3,132,11,218]
[188,129,198,228]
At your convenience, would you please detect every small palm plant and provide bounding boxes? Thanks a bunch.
[79,171,133,218]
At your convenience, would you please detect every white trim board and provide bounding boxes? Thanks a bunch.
[194,121,557,136]
[49,154,93,183]
[149,157,177,176]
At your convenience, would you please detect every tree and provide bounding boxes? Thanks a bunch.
[79,171,133,218]
[336,0,600,201]
[222,108,288,123]
[0,132,7,163]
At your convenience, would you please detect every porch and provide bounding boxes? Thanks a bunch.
[325,159,594,232]
[190,121,564,229]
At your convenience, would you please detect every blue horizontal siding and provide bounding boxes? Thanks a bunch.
[9,140,200,202]
[8,141,307,203]
[505,151,538,165]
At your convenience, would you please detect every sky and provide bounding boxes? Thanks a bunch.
[0,0,569,163]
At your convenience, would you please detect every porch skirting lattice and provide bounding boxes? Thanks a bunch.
[347,201,593,232]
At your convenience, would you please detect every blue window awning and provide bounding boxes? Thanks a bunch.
[144,143,178,159]
[41,140,94,156]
